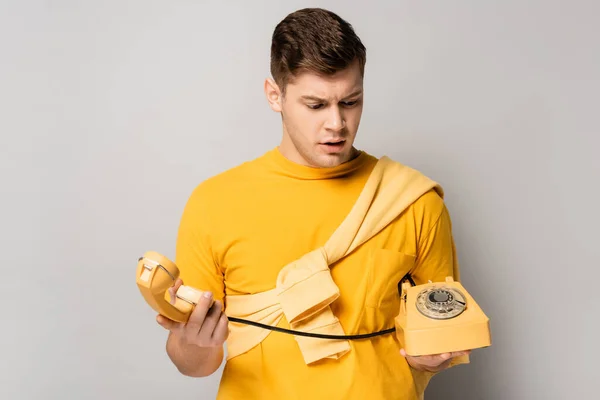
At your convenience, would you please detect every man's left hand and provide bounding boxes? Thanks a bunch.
[400,349,471,373]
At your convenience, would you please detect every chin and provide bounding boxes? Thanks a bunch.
[294,143,355,168]
[313,151,351,168]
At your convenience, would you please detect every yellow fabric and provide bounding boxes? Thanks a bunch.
[175,148,468,400]
[224,155,454,365]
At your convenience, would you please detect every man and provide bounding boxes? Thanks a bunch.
[156,8,470,399]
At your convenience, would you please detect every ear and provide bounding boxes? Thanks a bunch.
[264,78,283,112]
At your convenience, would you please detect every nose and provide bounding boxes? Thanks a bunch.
[325,106,346,132]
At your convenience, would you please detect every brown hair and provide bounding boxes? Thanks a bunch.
[270,8,366,93]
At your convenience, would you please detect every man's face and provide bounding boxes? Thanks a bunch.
[265,60,364,168]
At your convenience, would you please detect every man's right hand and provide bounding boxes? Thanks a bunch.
[156,278,229,348]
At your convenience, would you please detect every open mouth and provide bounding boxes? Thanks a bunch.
[320,140,346,152]
[321,140,345,146]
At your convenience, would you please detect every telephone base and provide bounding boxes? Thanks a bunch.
[394,276,491,357]
[395,317,491,356]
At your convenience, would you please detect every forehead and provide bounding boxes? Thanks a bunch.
[285,61,363,100]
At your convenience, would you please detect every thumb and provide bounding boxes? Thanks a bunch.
[173,278,184,289]
[167,278,184,305]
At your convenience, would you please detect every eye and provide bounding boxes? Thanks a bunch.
[308,104,324,110]
[342,100,359,107]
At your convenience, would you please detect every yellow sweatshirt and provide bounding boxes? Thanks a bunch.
[175,148,466,400]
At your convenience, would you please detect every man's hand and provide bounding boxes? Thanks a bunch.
[156,278,229,348]
[400,348,471,373]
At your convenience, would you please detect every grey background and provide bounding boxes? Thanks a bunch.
[1,0,598,399]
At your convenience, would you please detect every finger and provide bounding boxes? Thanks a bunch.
[211,312,229,344]
[400,350,463,364]
[423,353,451,366]
[415,356,452,371]
[188,291,214,324]
[184,291,214,339]
[403,350,468,372]
[400,349,443,364]
[419,353,450,362]
[197,301,223,343]
[400,348,418,358]
[156,314,180,331]
[409,353,450,367]
[403,353,436,363]
[430,358,453,372]
[450,350,471,358]
[167,279,184,305]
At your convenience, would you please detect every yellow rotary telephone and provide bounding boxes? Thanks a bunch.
[137,251,491,356]
[394,276,491,356]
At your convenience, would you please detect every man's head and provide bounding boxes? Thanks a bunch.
[264,8,367,168]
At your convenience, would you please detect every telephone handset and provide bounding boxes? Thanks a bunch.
[394,276,491,356]
[136,251,211,323]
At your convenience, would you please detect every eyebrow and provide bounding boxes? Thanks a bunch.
[300,90,363,102]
